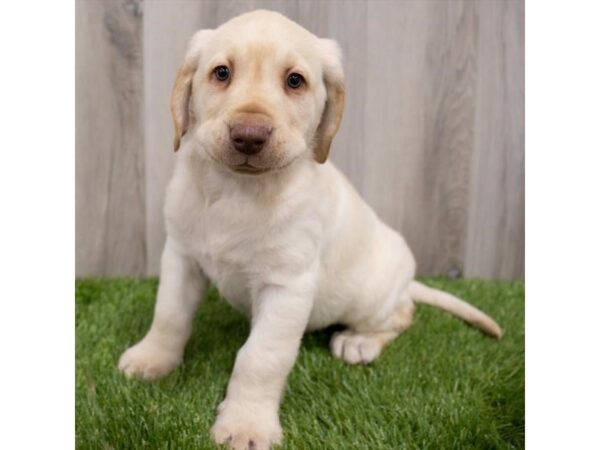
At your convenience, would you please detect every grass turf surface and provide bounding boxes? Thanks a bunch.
[76,278,524,449]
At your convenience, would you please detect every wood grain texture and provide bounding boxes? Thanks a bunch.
[77,0,524,279]
[364,1,478,277]
[76,0,146,276]
[465,0,525,279]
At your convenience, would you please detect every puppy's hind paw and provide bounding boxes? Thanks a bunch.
[330,330,391,365]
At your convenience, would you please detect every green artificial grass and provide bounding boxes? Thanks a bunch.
[76,278,524,449]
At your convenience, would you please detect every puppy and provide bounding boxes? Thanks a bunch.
[118,10,502,450]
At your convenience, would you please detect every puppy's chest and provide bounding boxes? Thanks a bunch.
[170,196,257,269]
[166,185,318,295]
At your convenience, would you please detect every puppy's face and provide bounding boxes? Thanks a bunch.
[170,11,345,174]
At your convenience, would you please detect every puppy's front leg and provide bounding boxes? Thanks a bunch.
[212,283,314,450]
[118,238,206,380]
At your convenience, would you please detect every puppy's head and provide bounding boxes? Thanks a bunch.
[170,10,345,175]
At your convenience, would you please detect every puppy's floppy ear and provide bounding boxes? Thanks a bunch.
[171,29,213,151]
[313,39,346,164]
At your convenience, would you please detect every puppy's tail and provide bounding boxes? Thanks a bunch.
[408,281,503,338]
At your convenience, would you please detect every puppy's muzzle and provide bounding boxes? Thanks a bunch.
[230,115,273,155]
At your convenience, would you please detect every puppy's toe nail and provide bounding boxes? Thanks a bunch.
[330,333,345,359]
[358,342,378,363]
[343,341,362,364]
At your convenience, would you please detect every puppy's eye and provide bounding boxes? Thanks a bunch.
[287,73,304,89]
[214,65,230,81]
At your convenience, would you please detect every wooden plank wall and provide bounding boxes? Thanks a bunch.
[76,0,524,280]
[76,0,146,276]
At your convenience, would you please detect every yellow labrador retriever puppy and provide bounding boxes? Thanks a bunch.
[119,10,501,450]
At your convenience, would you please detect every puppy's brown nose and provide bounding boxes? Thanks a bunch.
[230,123,271,155]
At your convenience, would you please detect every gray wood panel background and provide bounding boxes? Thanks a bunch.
[76,0,524,280]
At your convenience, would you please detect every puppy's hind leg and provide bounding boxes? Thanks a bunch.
[330,300,414,365]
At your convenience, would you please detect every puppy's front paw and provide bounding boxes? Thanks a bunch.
[211,399,282,450]
[118,339,181,380]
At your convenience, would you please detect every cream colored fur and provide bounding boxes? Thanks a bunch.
[118,10,501,450]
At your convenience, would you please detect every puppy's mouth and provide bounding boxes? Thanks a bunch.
[203,149,271,175]
[230,162,271,175]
